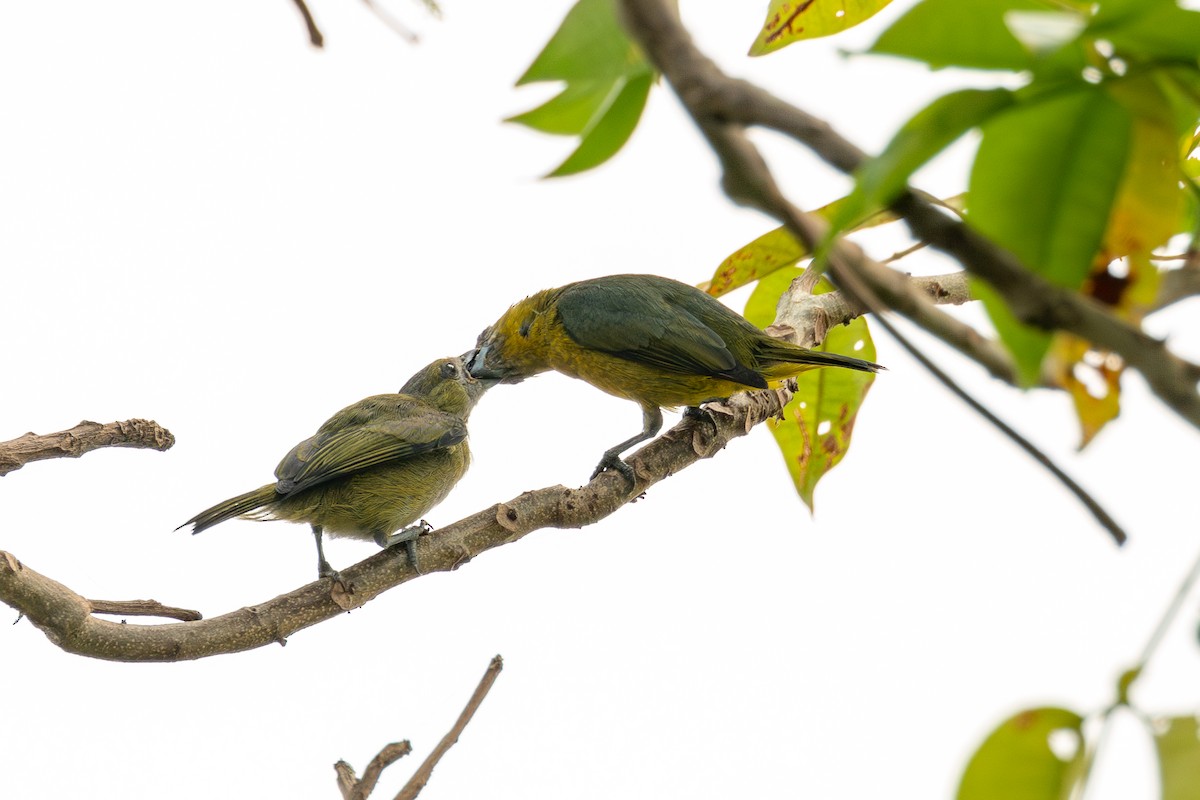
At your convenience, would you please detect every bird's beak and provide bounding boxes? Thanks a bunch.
[464,344,503,384]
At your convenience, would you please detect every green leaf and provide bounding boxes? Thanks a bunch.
[508,80,615,136]
[744,268,877,511]
[509,0,656,176]
[1155,716,1200,800]
[957,707,1084,800]
[1090,1,1200,62]
[546,73,653,177]
[968,86,1132,385]
[516,0,642,83]
[749,0,894,57]
[870,0,1050,71]
[833,89,1015,235]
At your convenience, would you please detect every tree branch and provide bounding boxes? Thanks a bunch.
[289,0,324,47]
[393,654,504,800]
[1152,257,1200,311]
[332,655,502,800]
[616,0,1200,428]
[617,0,1127,545]
[0,419,175,477]
[88,599,202,622]
[768,271,1018,383]
[336,742,413,800]
[0,388,792,661]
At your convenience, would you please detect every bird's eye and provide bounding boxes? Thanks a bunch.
[518,316,533,338]
[441,361,458,378]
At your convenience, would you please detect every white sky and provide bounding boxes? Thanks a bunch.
[1,2,1197,798]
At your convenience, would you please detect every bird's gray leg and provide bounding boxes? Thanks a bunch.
[592,405,663,483]
[311,525,346,587]
[375,520,433,571]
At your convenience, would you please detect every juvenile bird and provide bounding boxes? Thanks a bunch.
[467,273,882,481]
[180,356,490,583]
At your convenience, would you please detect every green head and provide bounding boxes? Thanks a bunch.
[466,289,560,384]
[400,355,492,417]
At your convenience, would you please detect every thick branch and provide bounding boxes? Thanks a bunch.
[0,388,792,661]
[618,0,1126,544]
[0,419,175,477]
[617,0,1200,427]
[893,195,1200,426]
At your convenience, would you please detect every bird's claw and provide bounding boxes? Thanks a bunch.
[318,562,350,594]
[591,453,635,486]
[375,521,433,571]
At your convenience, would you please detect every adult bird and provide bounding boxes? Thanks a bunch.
[467,273,882,481]
[180,356,490,583]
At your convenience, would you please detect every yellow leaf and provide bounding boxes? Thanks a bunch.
[750,0,895,56]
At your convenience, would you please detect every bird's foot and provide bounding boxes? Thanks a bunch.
[375,521,433,572]
[318,560,350,594]
[590,452,636,485]
[683,405,720,436]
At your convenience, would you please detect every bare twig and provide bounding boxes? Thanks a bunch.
[883,241,930,264]
[0,419,174,477]
[290,0,324,47]
[331,655,502,799]
[394,655,504,800]
[0,387,792,661]
[361,0,420,44]
[336,742,413,800]
[88,599,202,622]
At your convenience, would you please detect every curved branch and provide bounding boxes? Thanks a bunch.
[893,195,1200,426]
[617,0,1126,544]
[290,0,324,48]
[617,0,1200,427]
[0,388,792,661]
[0,419,175,477]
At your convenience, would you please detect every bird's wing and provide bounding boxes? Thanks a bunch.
[273,402,466,495]
[556,278,749,379]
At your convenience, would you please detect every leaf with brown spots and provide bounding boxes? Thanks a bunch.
[750,0,894,57]
[744,267,877,511]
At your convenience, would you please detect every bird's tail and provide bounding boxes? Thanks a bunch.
[759,338,884,375]
[178,484,278,535]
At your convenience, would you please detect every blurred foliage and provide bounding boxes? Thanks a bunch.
[956,707,1084,800]
[851,0,1200,442]
[507,0,656,176]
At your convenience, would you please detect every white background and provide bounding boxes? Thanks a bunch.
[1,1,1197,798]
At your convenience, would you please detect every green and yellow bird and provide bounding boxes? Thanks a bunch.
[467,273,882,480]
[180,356,490,582]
